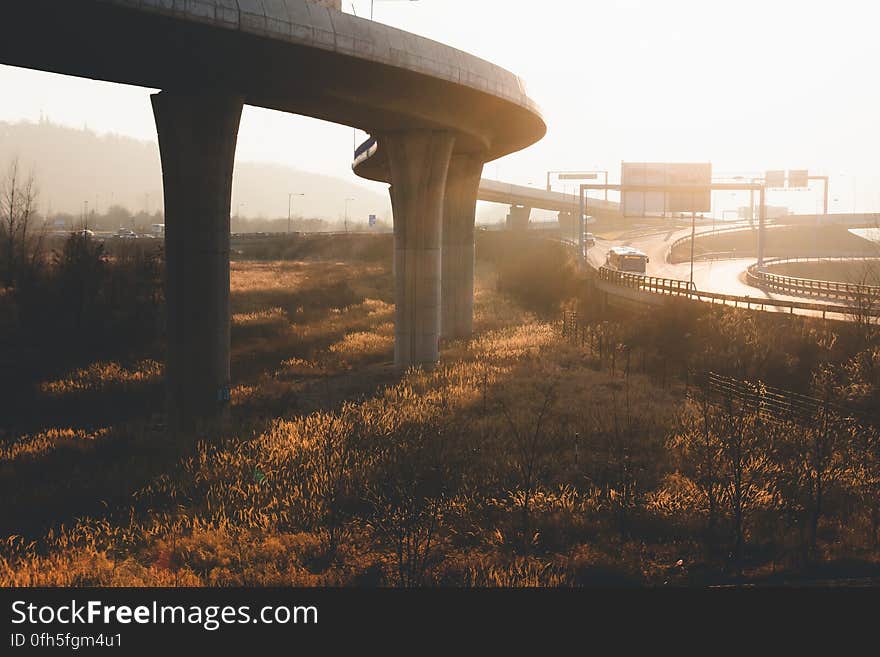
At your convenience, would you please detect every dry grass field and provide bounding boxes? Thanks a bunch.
[2,234,880,587]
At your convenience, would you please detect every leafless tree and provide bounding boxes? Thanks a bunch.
[0,158,42,287]
[847,277,880,345]
[498,380,559,547]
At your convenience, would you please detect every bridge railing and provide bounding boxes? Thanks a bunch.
[747,257,880,303]
[354,137,377,160]
[560,234,880,317]
[125,1,540,115]
[664,223,792,263]
[667,223,759,259]
[592,264,880,318]
[597,267,697,296]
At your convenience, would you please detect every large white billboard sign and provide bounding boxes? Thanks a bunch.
[621,162,712,217]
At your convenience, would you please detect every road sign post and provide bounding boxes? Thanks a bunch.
[580,177,767,270]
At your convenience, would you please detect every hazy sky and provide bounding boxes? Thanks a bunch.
[2,0,880,214]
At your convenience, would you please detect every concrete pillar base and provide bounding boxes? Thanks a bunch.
[558,211,577,240]
[384,130,455,368]
[506,204,532,230]
[442,154,483,339]
[151,91,243,433]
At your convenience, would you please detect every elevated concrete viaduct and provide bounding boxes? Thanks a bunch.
[0,0,545,431]
[354,141,620,342]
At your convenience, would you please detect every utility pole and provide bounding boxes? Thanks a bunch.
[757,185,767,267]
[749,187,755,224]
[578,187,585,270]
[288,192,304,234]
[807,175,829,216]
[689,211,696,286]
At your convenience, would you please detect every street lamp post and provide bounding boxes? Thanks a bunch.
[689,212,696,286]
[288,192,304,234]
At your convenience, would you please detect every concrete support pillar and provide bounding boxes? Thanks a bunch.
[557,211,577,240]
[384,130,455,368]
[506,204,532,230]
[151,91,243,432]
[441,154,483,339]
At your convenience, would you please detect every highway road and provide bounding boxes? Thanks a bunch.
[586,222,866,318]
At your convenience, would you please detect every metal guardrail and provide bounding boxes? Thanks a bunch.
[559,309,871,426]
[704,372,866,426]
[230,231,382,240]
[594,265,880,318]
[354,137,377,160]
[747,256,880,302]
[666,223,762,261]
[597,266,696,295]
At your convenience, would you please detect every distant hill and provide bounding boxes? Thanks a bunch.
[0,119,391,226]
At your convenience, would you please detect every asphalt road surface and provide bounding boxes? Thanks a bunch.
[588,222,865,319]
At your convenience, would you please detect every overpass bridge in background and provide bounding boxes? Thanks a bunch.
[477,178,620,229]
[353,136,621,232]
[0,0,546,430]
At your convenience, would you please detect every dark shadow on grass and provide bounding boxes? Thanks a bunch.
[0,354,403,543]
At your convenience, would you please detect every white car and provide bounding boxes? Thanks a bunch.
[583,232,596,247]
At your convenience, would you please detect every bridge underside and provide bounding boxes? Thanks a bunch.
[0,1,543,159]
[1,0,546,432]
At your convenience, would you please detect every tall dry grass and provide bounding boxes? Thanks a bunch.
[2,234,880,587]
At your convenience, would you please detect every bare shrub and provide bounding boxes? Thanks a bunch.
[0,158,42,288]
[497,381,561,547]
[362,408,465,587]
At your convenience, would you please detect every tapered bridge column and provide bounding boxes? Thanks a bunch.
[384,130,456,368]
[506,204,532,230]
[441,154,483,339]
[151,91,243,432]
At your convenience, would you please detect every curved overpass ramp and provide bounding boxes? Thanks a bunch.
[588,223,880,320]
[0,0,544,158]
[353,138,620,226]
[0,0,546,429]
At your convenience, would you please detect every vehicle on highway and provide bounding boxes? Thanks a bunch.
[605,246,649,275]
[72,228,95,239]
[114,227,137,239]
[583,232,596,247]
